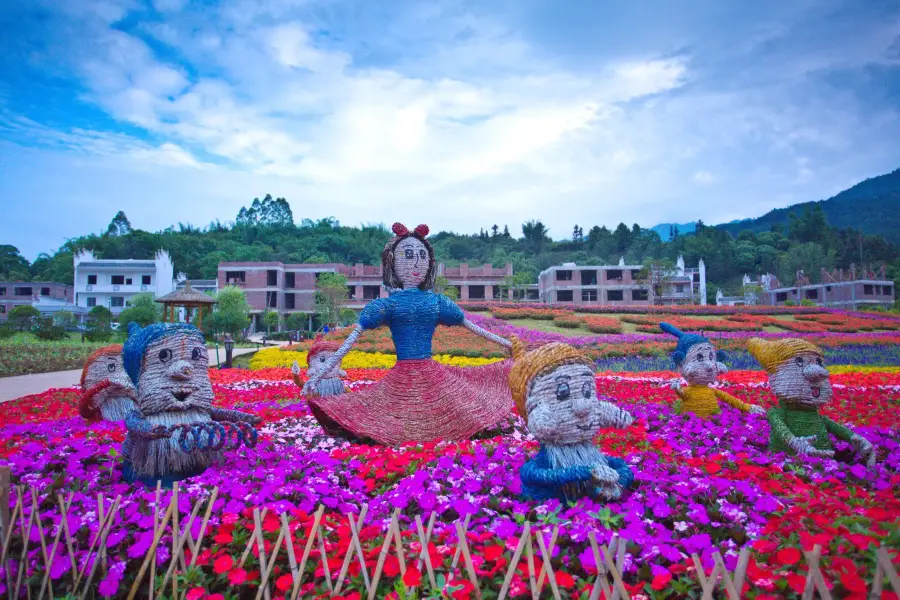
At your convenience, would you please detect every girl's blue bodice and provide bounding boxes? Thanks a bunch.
[358,289,464,360]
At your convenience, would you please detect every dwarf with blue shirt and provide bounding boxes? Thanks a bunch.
[302,222,516,446]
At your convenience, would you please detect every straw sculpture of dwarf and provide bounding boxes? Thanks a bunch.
[509,337,635,502]
[121,323,262,487]
[302,222,515,446]
[78,344,137,423]
[660,322,765,418]
[747,337,877,466]
[292,335,350,438]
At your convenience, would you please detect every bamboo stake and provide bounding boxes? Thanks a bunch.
[533,531,561,600]
[713,548,750,600]
[692,552,722,600]
[587,532,611,600]
[37,493,73,600]
[14,486,36,599]
[125,498,175,600]
[280,513,300,586]
[333,506,370,596]
[601,541,630,600]
[29,489,52,600]
[78,495,122,600]
[186,487,218,569]
[391,510,406,577]
[454,520,483,600]
[254,519,286,600]
[414,514,437,591]
[367,520,399,600]
[289,505,324,600]
[523,527,538,600]
[535,525,560,592]
[801,545,832,600]
[1,494,22,597]
[497,522,531,600]
[252,508,272,600]
[73,494,121,591]
[238,508,268,568]
[449,513,472,571]
[414,512,436,575]
[870,546,900,599]
[55,492,78,589]
[316,522,333,592]
[172,483,180,600]
[0,466,10,546]
[150,482,161,600]
[157,496,204,595]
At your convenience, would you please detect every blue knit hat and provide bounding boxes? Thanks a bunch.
[659,322,722,366]
[123,322,204,386]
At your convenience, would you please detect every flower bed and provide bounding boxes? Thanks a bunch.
[2,363,899,599]
[250,347,505,370]
[461,302,829,316]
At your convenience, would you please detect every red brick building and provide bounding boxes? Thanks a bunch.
[0,282,74,321]
[217,261,517,330]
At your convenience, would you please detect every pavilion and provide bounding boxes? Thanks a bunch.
[155,281,217,328]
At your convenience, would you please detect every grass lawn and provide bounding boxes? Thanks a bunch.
[505,318,594,336]
[0,333,107,377]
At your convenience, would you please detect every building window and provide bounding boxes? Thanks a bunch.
[675,284,685,294]
[493,286,504,300]
[87,275,97,285]
[86,297,97,307]
[884,285,894,296]
[607,290,624,302]
[126,278,133,285]
[526,289,540,300]
[142,275,152,285]
[468,285,486,300]
[0,305,5,314]
[267,270,278,286]
[825,285,832,292]
[606,270,623,281]
[347,286,356,299]
[512,289,525,300]
[693,272,700,282]
[776,292,788,302]
[0,287,5,296]
[363,286,381,300]
[631,270,641,280]
[267,292,277,308]
[111,297,125,307]
[111,275,124,285]
[225,271,245,284]
[41,287,50,296]
[557,290,574,302]
[632,289,649,301]
[285,272,295,288]
[14,287,33,296]
[556,270,573,281]
[581,289,598,302]
[863,284,874,295]
[805,289,818,300]
[580,270,597,285]
[285,294,295,309]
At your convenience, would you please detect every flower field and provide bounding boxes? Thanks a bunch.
[1,310,899,599]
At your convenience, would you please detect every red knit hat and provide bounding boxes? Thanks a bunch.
[308,335,341,362]
[80,345,124,389]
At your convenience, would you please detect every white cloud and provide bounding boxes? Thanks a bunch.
[693,170,714,185]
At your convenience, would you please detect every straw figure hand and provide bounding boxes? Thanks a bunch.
[851,434,876,468]
[788,435,835,458]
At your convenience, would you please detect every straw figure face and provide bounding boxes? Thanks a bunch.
[381,223,436,290]
[308,349,341,379]
[136,331,214,417]
[769,351,832,407]
[79,345,137,421]
[525,362,604,445]
[680,342,727,386]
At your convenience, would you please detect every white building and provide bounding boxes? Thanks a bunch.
[74,250,175,316]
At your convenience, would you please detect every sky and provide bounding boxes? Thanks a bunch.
[1,0,899,261]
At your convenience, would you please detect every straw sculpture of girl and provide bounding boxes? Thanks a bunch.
[302,222,515,446]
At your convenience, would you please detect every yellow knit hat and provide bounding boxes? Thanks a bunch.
[508,336,594,416]
[747,337,823,374]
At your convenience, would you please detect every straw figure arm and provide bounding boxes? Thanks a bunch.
[125,410,172,440]
[823,418,876,466]
[714,389,764,414]
[463,319,512,349]
[302,325,362,395]
[595,401,635,429]
[209,407,261,425]
[767,407,834,458]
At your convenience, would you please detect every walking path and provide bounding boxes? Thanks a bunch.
[0,344,284,404]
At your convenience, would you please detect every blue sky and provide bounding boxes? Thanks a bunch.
[1,0,899,260]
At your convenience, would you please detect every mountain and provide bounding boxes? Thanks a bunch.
[649,222,697,241]
[716,168,900,238]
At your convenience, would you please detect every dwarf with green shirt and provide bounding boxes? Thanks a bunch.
[660,322,765,418]
[747,337,876,466]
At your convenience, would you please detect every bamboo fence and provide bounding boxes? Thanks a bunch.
[0,470,898,600]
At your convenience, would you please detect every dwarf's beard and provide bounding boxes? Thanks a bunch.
[545,441,607,470]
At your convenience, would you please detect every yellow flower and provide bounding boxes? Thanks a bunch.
[827,365,900,374]
[249,347,504,370]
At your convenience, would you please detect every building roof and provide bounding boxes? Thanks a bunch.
[155,281,218,305]
[77,261,157,269]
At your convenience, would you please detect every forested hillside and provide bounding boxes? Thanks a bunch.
[717,169,900,238]
[2,193,899,300]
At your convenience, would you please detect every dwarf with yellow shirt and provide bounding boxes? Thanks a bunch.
[660,322,765,418]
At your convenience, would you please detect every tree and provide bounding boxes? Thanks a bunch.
[0,245,31,281]
[491,225,499,237]
[117,293,159,328]
[502,225,511,238]
[54,310,75,327]
[236,194,294,228]
[210,286,251,337]
[314,273,349,327]
[499,272,532,301]
[788,205,828,244]
[106,211,133,236]
[285,312,307,332]
[613,223,632,253]
[434,276,459,300]
[634,258,677,305]
[263,310,280,334]
[572,225,584,243]
[8,305,41,331]
[522,220,550,251]
[88,306,113,326]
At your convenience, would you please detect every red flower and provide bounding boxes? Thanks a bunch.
[228,568,248,585]
[556,571,575,589]
[275,573,294,592]
[776,547,802,566]
[403,565,422,587]
[482,545,503,562]
[213,555,234,574]
[651,572,672,591]
[208,595,224,600]
[186,588,206,600]
[705,462,722,475]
